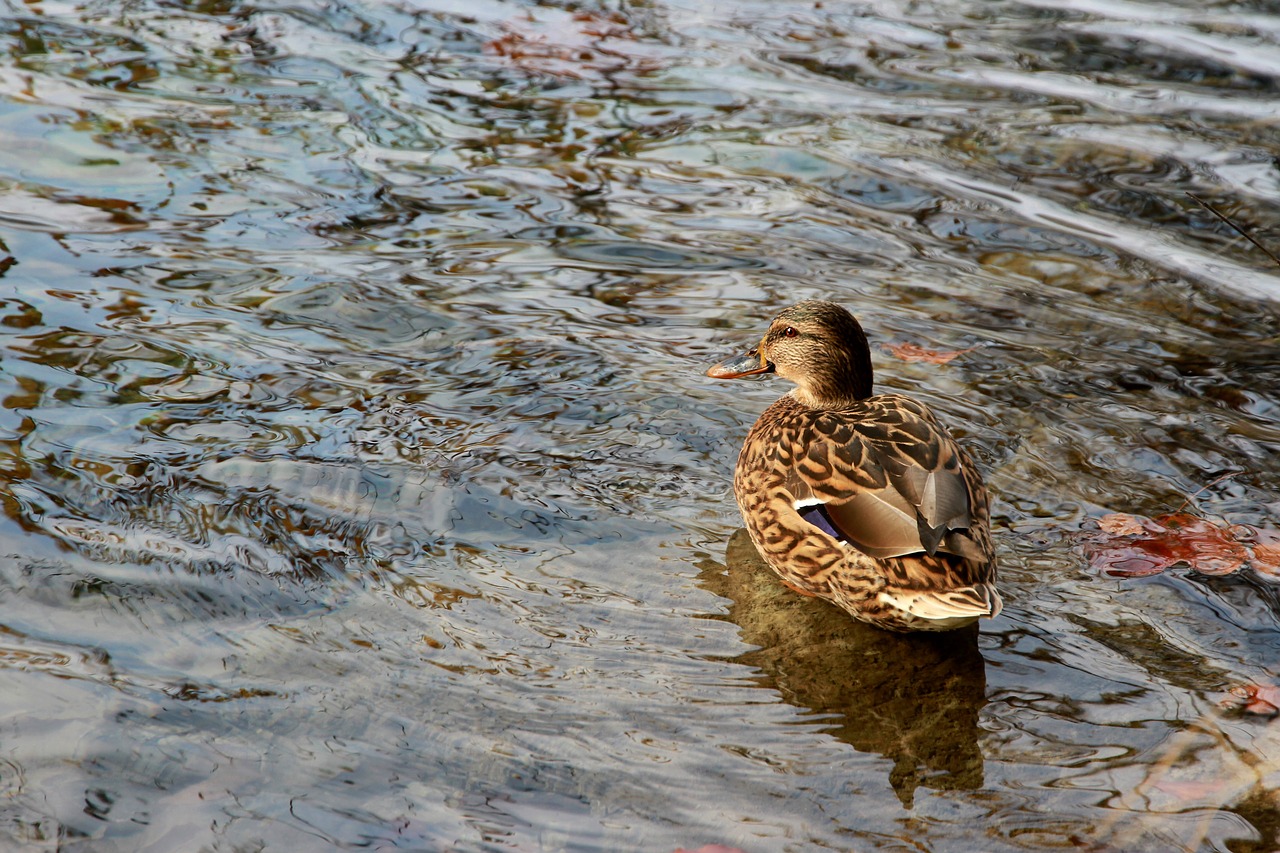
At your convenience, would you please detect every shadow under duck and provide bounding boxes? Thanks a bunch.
[706,300,1001,632]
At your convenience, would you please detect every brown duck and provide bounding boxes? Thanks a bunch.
[707,300,1001,632]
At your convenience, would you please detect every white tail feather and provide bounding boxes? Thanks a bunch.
[879,584,1003,628]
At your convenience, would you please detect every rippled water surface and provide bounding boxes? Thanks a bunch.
[3,0,1280,850]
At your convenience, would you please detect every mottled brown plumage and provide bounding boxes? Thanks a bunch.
[707,300,1001,631]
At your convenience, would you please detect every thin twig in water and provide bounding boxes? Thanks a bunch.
[1174,472,1238,515]
[1188,192,1280,269]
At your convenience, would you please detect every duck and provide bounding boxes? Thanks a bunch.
[706,300,1001,632]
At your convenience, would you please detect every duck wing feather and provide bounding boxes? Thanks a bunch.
[781,395,983,562]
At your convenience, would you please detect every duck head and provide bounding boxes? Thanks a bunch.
[706,300,874,409]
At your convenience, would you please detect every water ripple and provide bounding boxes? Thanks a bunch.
[2,0,1280,849]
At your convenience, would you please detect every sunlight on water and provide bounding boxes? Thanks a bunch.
[1,0,1280,850]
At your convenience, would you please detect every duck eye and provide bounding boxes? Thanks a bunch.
[783,326,798,338]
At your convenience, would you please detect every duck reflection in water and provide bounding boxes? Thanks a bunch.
[700,530,987,807]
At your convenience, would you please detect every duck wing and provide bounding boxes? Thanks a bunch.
[782,395,985,562]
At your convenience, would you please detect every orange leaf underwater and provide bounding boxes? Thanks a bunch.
[484,11,664,79]
[1245,530,1280,578]
[1083,512,1279,578]
[1098,512,1158,536]
[882,341,976,364]
[1220,682,1280,716]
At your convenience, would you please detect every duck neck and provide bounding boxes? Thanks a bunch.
[790,351,873,410]
[790,385,869,411]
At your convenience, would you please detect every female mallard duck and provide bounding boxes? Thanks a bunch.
[707,300,1001,632]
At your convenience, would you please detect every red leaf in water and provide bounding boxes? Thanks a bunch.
[1252,541,1280,577]
[1222,683,1280,716]
[882,342,975,364]
[1086,512,1249,577]
[1098,513,1155,536]
[484,11,662,79]
[1085,513,1182,576]
[1155,513,1247,576]
[1239,527,1280,578]
[1087,535,1181,577]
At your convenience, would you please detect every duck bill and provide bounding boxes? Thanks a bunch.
[706,350,775,380]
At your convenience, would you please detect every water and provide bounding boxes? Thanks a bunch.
[1,0,1280,850]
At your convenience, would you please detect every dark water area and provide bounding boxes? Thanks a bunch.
[2,0,1280,850]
